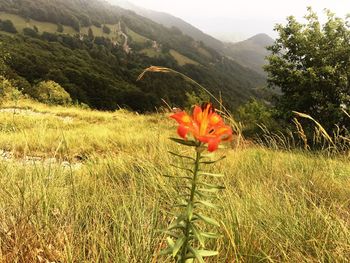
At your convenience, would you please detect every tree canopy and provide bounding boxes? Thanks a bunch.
[31,80,72,105]
[265,8,350,131]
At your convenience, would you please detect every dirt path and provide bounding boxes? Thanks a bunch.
[0,107,81,169]
[119,31,131,53]
[0,148,82,170]
[0,108,73,123]
[117,21,131,54]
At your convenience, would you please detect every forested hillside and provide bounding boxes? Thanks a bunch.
[108,0,226,52]
[108,0,273,76]
[0,0,266,111]
[224,34,274,75]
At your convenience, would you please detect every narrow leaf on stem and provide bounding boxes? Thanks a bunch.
[168,151,195,161]
[188,246,205,263]
[200,156,226,164]
[170,137,198,147]
[172,235,186,257]
[194,213,220,227]
[198,172,224,177]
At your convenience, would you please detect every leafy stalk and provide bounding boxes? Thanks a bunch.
[162,139,224,262]
[180,149,201,262]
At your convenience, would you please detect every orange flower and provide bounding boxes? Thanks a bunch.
[170,103,232,152]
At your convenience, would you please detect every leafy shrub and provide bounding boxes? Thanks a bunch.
[31,80,72,105]
[88,27,94,40]
[0,76,22,102]
[23,27,38,38]
[57,23,64,33]
[8,75,31,93]
[237,99,278,136]
[102,25,111,34]
[0,42,8,75]
[41,31,58,42]
[0,19,17,33]
[185,90,210,109]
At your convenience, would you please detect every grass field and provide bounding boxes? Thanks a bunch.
[126,27,149,44]
[141,48,160,58]
[197,46,213,59]
[0,12,76,35]
[170,49,199,66]
[0,98,349,262]
[0,12,140,44]
[80,24,123,41]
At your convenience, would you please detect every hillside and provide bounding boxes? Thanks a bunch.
[224,33,274,75]
[107,0,274,76]
[0,96,350,261]
[108,0,226,52]
[0,0,267,112]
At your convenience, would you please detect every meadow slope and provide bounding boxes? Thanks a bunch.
[0,99,350,262]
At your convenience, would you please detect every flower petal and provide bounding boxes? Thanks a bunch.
[170,112,192,125]
[207,138,220,152]
[196,135,210,143]
[214,126,233,140]
[192,105,203,124]
[209,113,223,126]
[177,125,189,139]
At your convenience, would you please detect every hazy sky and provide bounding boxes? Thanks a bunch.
[125,0,350,41]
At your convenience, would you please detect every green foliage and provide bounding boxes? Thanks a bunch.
[0,76,22,102]
[23,27,38,37]
[8,75,31,93]
[237,99,278,136]
[265,8,350,131]
[163,140,224,262]
[57,23,63,33]
[0,42,8,75]
[31,80,72,105]
[88,27,94,40]
[185,90,210,109]
[0,19,17,33]
[102,24,111,34]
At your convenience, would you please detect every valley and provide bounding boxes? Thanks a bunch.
[0,0,268,113]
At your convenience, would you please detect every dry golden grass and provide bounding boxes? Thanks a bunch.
[0,99,349,262]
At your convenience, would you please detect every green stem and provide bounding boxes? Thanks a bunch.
[179,148,201,263]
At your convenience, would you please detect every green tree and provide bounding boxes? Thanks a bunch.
[185,90,210,109]
[0,76,22,103]
[31,80,72,105]
[88,27,94,40]
[265,8,350,130]
[23,27,38,37]
[102,25,111,34]
[69,15,80,32]
[0,19,17,33]
[237,99,277,136]
[0,42,7,75]
[57,23,64,33]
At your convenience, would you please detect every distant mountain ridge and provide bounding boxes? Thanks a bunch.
[224,33,274,75]
[108,0,274,75]
[108,0,226,52]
